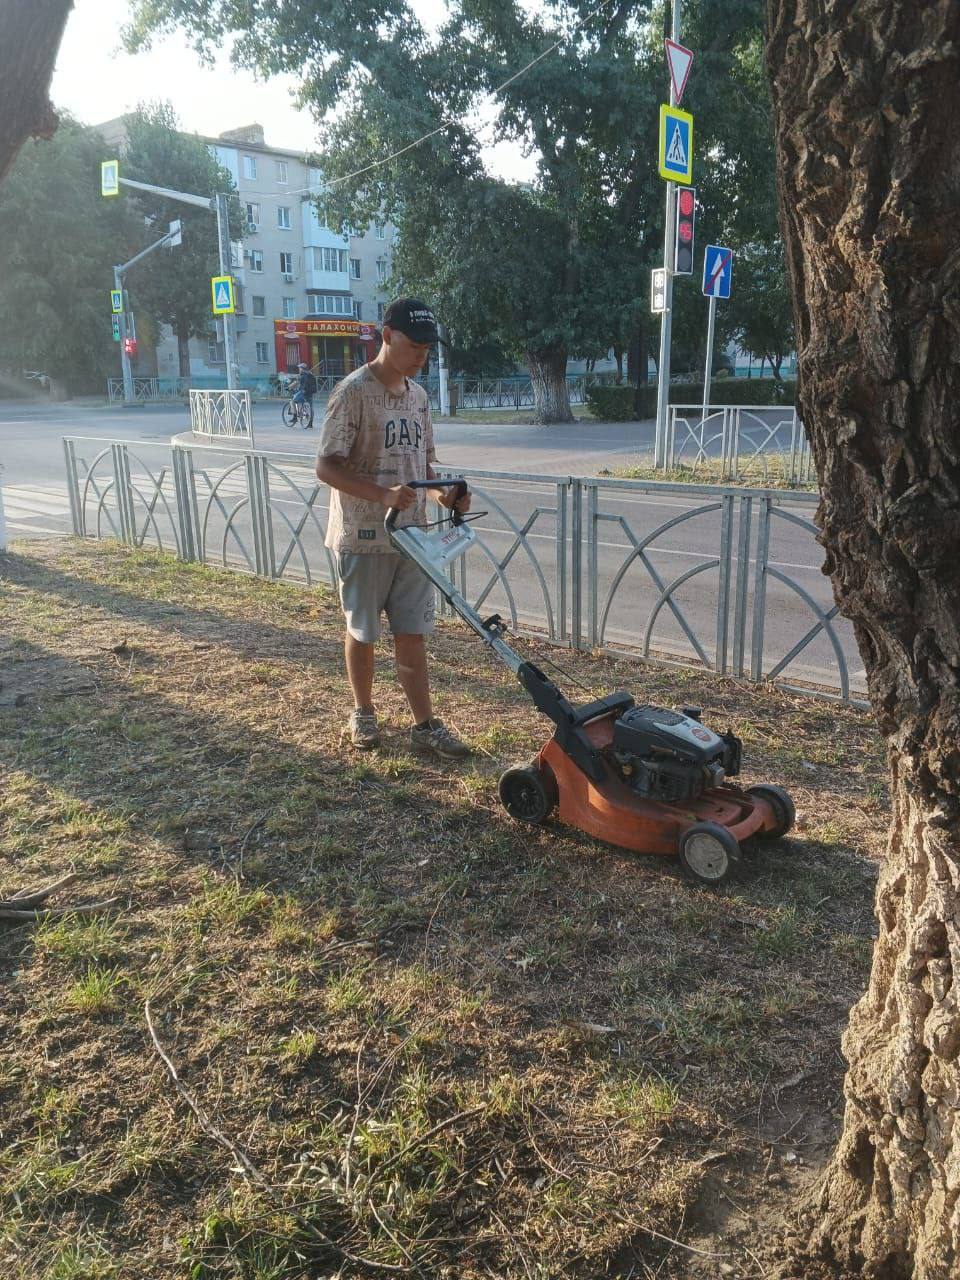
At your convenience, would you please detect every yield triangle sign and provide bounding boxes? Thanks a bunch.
[665,38,693,104]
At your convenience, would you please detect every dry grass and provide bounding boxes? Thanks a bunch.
[0,540,886,1278]
[607,459,818,490]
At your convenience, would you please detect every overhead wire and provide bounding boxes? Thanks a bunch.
[232,0,624,203]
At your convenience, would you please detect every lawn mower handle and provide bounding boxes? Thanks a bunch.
[384,478,469,532]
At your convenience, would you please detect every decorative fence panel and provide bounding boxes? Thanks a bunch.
[63,437,864,703]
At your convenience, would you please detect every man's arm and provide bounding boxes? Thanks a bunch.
[316,455,415,510]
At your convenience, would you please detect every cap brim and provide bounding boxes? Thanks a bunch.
[404,325,440,344]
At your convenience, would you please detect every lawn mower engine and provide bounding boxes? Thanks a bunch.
[609,705,742,805]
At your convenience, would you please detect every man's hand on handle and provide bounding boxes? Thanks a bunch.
[382,484,416,511]
[436,486,471,514]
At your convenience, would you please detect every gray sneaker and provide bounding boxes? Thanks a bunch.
[410,718,471,760]
[347,708,380,749]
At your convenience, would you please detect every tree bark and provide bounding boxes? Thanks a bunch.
[527,347,573,424]
[176,325,191,378]
[0,0,73,184]
[766,3,960,1278]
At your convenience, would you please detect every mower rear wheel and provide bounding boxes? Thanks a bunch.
[499,766,554,825]
[746,785,796,839]
[678,822,739,886]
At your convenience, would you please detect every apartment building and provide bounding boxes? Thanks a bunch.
[97,120,394,379]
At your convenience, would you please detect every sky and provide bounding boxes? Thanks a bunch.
[50,0,536,183]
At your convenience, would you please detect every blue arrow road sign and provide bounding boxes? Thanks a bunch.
[702,245,733,299]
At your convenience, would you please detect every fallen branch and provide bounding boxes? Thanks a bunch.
[0,873,118,921]
[0,898,120,920]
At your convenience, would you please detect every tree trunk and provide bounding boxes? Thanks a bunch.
[767,3,960,1278]
[613,345,623,384]
[527,347,573,424]
[0,0,73,183]
[176,325,191,379]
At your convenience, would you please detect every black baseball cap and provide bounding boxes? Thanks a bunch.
[382,297,439,344]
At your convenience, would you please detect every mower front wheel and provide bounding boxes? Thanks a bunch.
[678,822,739,886]
[746,785,796,840]
[499,765,554,825]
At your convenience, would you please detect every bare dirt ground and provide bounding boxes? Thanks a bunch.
[0,540,885,1279]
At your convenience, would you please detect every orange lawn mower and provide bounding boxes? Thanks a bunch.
[386,480,795,886]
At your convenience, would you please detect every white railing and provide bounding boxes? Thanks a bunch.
[188,389,253,442]
[665,405,813,485]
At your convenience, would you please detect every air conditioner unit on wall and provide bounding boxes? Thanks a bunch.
[246,221,259,234]
[283,273,295,283]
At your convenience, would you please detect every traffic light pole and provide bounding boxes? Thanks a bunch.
[113,222,185,405]
[654,0,681,469]
[115,176,239,392]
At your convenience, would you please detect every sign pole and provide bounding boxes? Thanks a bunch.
[654,0,681,468]
[701,292,716,425]
[115,264,134,404]
[437,323,450,416]
[215,193,239,391]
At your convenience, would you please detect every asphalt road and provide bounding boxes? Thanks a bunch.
[0,397,863,697]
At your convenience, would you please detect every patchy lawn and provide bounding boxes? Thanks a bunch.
[0,540,884,1279]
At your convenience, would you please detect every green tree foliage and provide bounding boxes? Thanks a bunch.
[126,1,784,419]
[721,240,794,378]
[0,117,140,394]
[121,103,241,376]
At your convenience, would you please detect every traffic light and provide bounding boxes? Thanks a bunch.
[123,337,138,358]
[674,186,696,275]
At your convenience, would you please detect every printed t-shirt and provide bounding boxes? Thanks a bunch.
[317,364,436,553]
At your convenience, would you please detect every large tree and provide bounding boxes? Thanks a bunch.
[0,117,141,394]
[0,0,73,183]
[767,2,960,1277]
[122,103,241,377]
[125,0,773,423]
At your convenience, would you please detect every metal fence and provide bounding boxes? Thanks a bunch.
[666,406,814,484]
[62,437,863,703]
[188,389,254,441]
[106,372,613,409]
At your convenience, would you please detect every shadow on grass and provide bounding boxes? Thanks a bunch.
[0,543,879,1278]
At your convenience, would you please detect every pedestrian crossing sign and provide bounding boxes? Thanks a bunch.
[211,275,236,315]
[659,104,694,184]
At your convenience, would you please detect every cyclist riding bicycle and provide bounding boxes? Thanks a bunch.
[291,363,318,424]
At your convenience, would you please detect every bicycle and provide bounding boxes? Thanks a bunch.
[282,394,314,429]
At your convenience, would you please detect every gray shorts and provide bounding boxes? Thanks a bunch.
[336,551,434,643]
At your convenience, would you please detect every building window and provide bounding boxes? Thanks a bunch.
[252,295,266,317]
[376,257,388,283]
[233,283,245,313]
[278,205,291,229]
[276,160,288,183]
[256,341,270,363]
[282,297,296,319]
[245,201,260,228]
[248,249,264,272]
[353,300,363,320]
[280,251,294,275]
[207,339,225,364]
[375,222,386,239]
[307,294,351,315]
[313,246,347,273]
[349,258,361,280]
[377,302,385,323]
[242,154,258,180]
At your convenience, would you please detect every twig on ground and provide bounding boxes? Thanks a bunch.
[0,873,119,921]
[364,1105,486,1190]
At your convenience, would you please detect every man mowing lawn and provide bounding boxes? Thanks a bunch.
[315,298,472,757]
